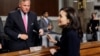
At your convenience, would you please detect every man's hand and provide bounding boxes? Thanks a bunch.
[47,25,52,30]
[0,43,2,49]
[39,29,44,36]
[47,24,53,30]
[19,34,28,40]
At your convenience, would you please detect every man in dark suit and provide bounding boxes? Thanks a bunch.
[4,0,43,51]
[0,17,9,53]
[0,17,3,50]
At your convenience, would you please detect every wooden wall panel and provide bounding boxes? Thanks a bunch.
[31,0,58,16]
[0,0,58,16]
[0,0,18,15]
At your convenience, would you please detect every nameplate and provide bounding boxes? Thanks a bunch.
[29,46,42,52]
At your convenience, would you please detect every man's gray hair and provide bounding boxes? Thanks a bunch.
[19,0,30,4]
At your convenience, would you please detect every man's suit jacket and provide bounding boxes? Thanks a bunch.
[0,17,3,43]
[4,10,40,51]
[39,18,52,32]
[0,17,9,52]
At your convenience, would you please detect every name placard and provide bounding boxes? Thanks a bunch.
[29,46,42,52]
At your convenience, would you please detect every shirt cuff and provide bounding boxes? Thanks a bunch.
[18,34,21,38]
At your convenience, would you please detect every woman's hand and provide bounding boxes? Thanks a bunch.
[95,26,99,30]
[47,34,57,44]
[89,27,92,32]
[50,48,57,55]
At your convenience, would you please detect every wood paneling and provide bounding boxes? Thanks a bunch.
[0,0,18,15]
[31,0,58,16]
[0,0,58,16]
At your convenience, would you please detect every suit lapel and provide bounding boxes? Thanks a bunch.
[43,19,48,25]
[27,13,32,32]
[17,10,26,32]
[47,19,50,25]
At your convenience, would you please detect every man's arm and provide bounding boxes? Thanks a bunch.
[0,17,4,39]
[4,13,19,40]
[0,17,4,34]
[32,13,43,35]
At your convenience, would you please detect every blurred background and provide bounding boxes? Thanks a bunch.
[0,0,99,42]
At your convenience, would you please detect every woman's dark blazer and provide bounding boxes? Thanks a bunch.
[54,28,80,56]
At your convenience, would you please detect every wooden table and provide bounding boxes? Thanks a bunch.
[1,41,100,56]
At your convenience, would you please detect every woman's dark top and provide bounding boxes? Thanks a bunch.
[89,19,99,32]
[53,28,80,56]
